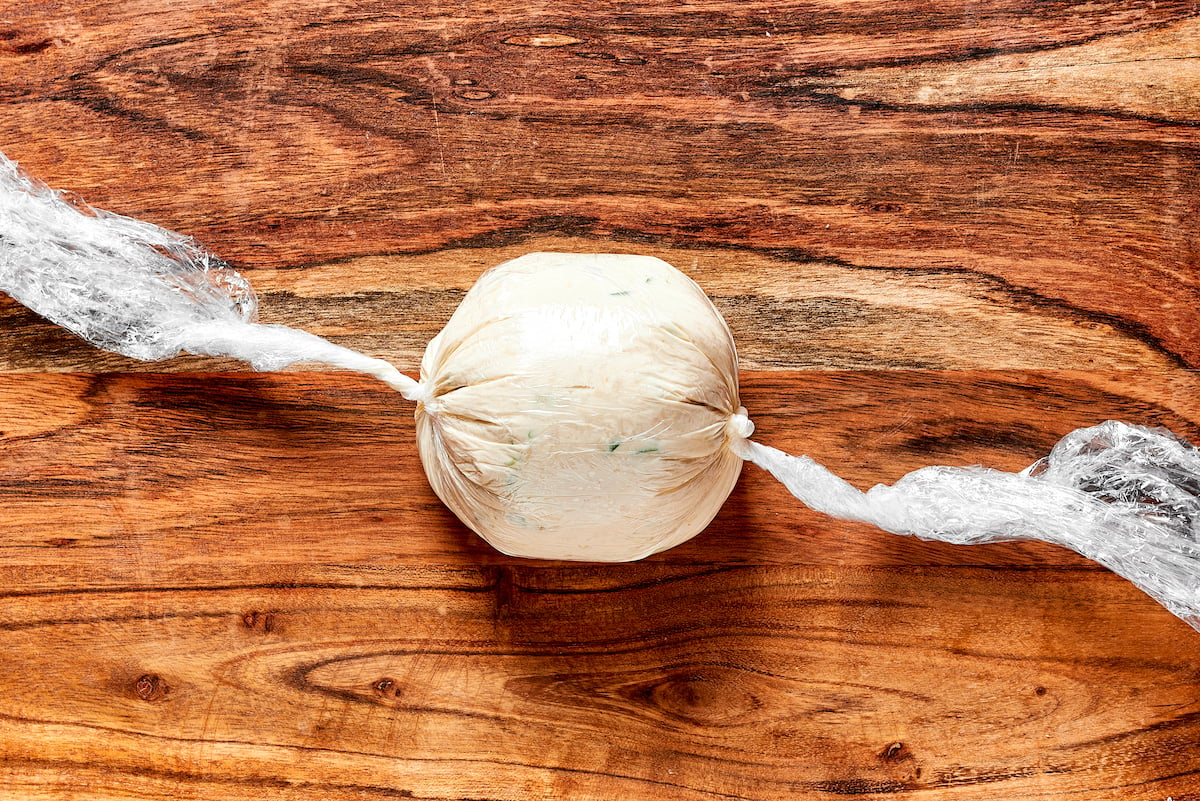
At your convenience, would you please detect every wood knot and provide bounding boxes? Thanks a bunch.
[633,669,764,727]
[133,673,168,702]
[373,677,402,699]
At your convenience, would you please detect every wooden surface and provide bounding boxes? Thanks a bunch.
[1,1,1199,799]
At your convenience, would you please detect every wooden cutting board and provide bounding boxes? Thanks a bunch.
[0,2,1198,798]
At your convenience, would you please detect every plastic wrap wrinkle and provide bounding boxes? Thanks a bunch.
[0,153,252,360]
[0,152,420,397]
[741,421,1200,631]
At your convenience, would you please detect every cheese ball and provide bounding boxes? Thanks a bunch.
[415,252,746,561]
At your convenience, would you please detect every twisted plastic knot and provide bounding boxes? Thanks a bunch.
[411,381,438,410]
[727,407,755,458]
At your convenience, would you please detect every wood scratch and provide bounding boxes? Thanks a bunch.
[878,413,915,444]
[432,105,447,176]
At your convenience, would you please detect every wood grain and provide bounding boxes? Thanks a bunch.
[1,0,1199,799]
[0,370,1196,799]
[0,234,1186,374]
[2,1,1199,365]
[0,564,1195,801]
[0,369,1197,572]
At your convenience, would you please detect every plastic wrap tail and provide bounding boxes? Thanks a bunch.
[0,152,420,399]
[735,421,1200,631]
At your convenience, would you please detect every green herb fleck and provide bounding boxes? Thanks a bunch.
[607,440,621,452]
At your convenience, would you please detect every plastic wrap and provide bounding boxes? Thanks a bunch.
[3,150,1199,632]
[734,422,1200,630]
[416,252,747,560]
[0,152,419,398]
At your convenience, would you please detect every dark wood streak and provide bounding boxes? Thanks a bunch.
[781,92,1200,128]
[0,232,1189,373]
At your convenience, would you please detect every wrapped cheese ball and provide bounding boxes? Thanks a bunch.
[415,252,749,560]
[2,149,1199,633]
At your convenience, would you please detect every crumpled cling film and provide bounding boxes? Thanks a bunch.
[0,153,420,399]
[736,423,1200,629]
[2,150,1198,632]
